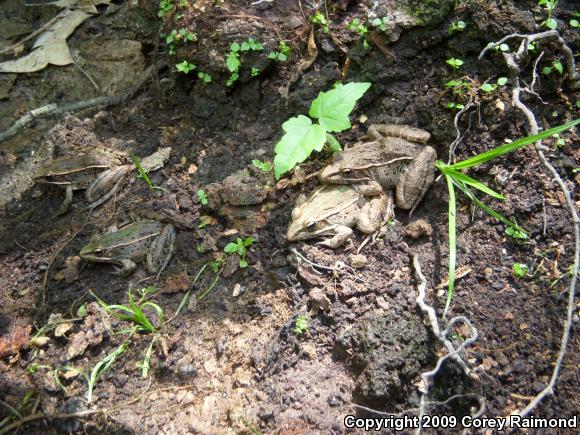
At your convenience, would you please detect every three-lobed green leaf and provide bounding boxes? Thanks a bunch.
[309,82,371,132]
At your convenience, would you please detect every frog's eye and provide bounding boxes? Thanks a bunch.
[44,173,54,181]
[305,221,316,231]
[341,167,352,174]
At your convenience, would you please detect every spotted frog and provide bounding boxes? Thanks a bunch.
[286,184,388,248]
[319,124,436,212]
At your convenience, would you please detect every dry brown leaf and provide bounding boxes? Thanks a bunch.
[0,325,32,358]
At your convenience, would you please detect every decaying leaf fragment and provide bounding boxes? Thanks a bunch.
[0,9,90,73]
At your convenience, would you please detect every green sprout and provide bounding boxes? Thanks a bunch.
[538,0,558,30]
[512,263,529,277]
[480,77,508,93]
[446,58,464,74]
[542,59,563,75]
[224,237,255,268]
[371,16,389,31]
[310,11,329,33]
[448,20,466,34]
[505,226,529,242]
[294,315,308,336]
[251,66,260,77]
[158,0,174,17]
[268,41,291,62]
[252,159,273,172]
[197,189,208,205]
[240,38,263,52]
[176,60,196,74]
[197,71,212,83]
[132,154,164,192]
[348,18,368,38]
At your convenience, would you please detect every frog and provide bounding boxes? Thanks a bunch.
[286,184,388,248]
[33,148,127,214]
[79,219,176,277]
[34,146,172,214]
[319,124,436,213]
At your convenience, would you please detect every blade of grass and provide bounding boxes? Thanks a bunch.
[443,173,456,318]
[86,341,127,402]
[169,263,208,322]
[449,119,578,170]
[440,166,505,199]
[451,178,528,234]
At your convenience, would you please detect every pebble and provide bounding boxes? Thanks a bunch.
[404,219,433,239]
[349,254,368,268]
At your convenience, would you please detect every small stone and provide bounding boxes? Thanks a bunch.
[234,368,253,387]
[309,287,331,312]
[504,312,514,320]
[187,164,198,174]
[30,336,50,348]
[232,283,241,297]
[301,343,317,359]
[404,219,433,239]
[54,322,73,338]
[483,267,493,282]
[349,254,368,268]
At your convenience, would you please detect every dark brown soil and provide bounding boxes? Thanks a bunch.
[0,0,578,433]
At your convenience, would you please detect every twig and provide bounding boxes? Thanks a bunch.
[480,31,580,420]
[0,64,156,143]
[412,254,480,435]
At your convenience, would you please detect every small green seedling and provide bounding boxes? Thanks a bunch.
[552,133,566,148]
[268,41,291,62]
[92,287,164,334]
[158,0,174,17]
[197,189,208,205]
[371,16,389,31]
[446,102,465,111]
[86,342,127,402]
[513,263,529,277]
[224,237,255,268]
[505,226,529,242]
[251,66,260,77]
[226,42,241,86]
[542,59,563,75]
[571,15,579,28]
[273,82,370,179]
[252,159,273,172]
[446,58,464,74]
[197,71,212,83]
[176,60,196,74]
[132,154,165,192]
[241,38,264,52]
[348,18,368,37]
[166,28,196,44]
[310,11,329,33]
[480,77,508,93]
[448,20,466,34]
[538,0,558,30]
[294,315,308,336]
[493,43,510,53]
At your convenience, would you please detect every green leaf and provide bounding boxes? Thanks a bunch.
[325,133,341,152]
[571,19,579,27]
[497,77,508,86]
[442,173,456,318]
[230,42,240,52]
[239,259,248,268]
[480,83,495,93]
[499,43,509,52]
[226,53,240,72]
[224,242,238,253]
[546,17,557,29]
[309,82,371,132]
[273,116,326,179]
[542,66,552,75]
[448,119,580,170]
[278,53,287,62]
[553,60,563,74]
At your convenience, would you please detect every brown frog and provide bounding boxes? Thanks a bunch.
[319,124,436,213]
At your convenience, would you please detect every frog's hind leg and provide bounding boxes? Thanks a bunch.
[55,185,74,216]
[368,124,431,143]
[147,225,176,277]
[318,226,353,249]
[357,192,393,254]
[86,165,131,210]
[396,146,436,213]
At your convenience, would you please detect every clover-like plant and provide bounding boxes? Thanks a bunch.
[273,82,370,179]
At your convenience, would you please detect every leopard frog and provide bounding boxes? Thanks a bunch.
[319,124,436,212]
[79,220,176,277]
[33,149,129,214]
[286,184,387,248]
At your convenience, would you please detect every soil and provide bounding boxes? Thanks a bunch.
[0,0,579,433]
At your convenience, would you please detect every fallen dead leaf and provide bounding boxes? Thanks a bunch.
[0,325,31,358]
